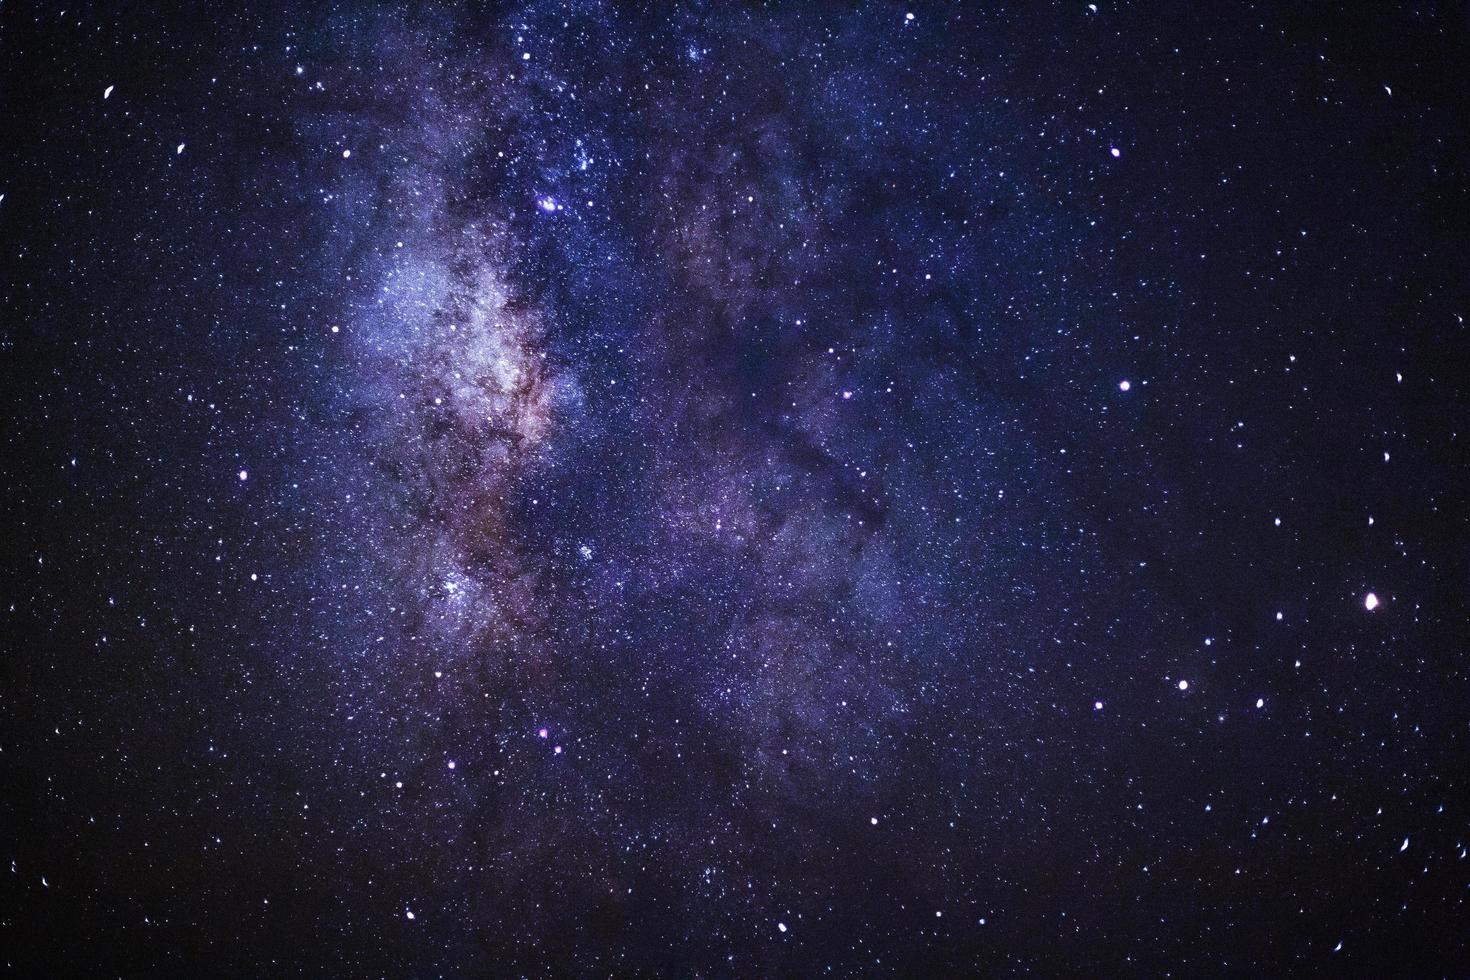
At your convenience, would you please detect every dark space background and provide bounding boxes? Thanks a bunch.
[4,1,1470,975]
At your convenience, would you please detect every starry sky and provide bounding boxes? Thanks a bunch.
[4,1,1470,975]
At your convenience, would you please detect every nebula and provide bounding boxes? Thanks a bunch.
[6,2,1469,975]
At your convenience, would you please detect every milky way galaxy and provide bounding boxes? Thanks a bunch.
[5,3,1470,975]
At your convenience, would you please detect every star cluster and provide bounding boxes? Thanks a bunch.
[4,2,1470,975]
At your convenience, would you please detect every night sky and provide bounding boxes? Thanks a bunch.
[5,2,1470,975]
